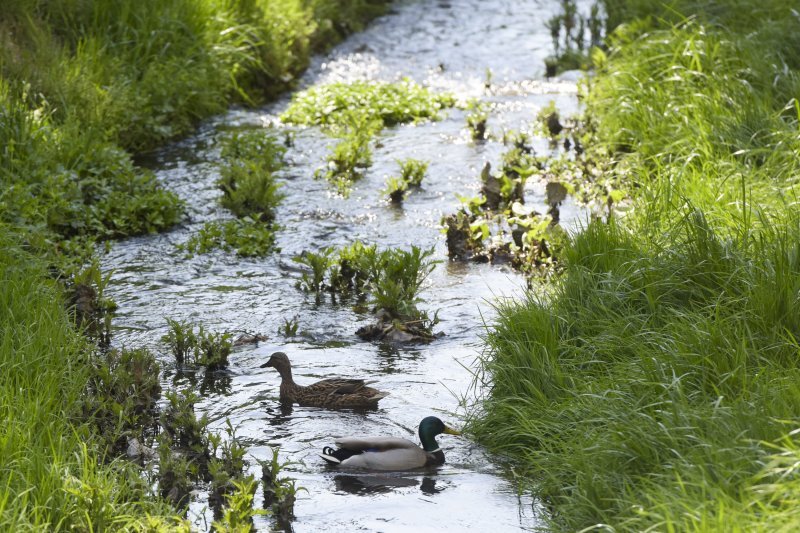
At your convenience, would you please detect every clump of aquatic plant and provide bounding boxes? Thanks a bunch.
[397,158,429,187]
[208,421,251,512]
[383,159,429,204]
[293,243,440,341]
[383,177,409,204]
[466,101,489,140]
[372,247,438,321]
[180,218,278,258]
[212,478,265,532]
[160,390,211,464]
[279,316,300,337]
[218,161,284,221]
[537,101,564,138]
[68,258,118,346]
[281,80,455,130]
[157,435,196,508]
[258,447,306,526]
[82,347,162,456]
[293,248,334,294]
[317,129,373,194]
[441,144,566,276]
[217,130,286,222]
[163,319,232,371]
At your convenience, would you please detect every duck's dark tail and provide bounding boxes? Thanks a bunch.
[320,446,362,464]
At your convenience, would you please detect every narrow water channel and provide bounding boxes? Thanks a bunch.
[104,0,586,530]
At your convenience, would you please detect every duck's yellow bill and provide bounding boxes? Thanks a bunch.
[443,425,461,436]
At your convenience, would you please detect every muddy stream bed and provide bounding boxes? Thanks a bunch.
[105,0,588,530]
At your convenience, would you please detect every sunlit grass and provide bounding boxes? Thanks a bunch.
[471,1,800,530]
[0,234,181,530]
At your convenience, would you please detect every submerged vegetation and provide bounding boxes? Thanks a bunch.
[383,158,429,203]
[180,128,286,257]
[294,242,440,341]
[471,0,800,530]
[442,136,568,277]
[282,80,454,192]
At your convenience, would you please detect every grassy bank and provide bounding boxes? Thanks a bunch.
[1,0,388,248]
[471,1,800,530]
[0,0,388,527]
[0,234,187,530]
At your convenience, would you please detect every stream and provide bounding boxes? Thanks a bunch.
[105,0,587,530]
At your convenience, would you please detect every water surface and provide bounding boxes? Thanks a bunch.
[105,0,587,530]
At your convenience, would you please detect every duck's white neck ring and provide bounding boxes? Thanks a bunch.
[429,448,441,453]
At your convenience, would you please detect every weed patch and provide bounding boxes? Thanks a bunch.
[294,243,441,342]
[180,218,279,257]
[282,80,453,193]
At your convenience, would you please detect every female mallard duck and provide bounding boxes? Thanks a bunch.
[320,416,460,470]
[260,351,388,409]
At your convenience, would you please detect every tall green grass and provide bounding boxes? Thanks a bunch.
[0,233,182,530]
[471,1,800,530]
[0,0,390,248]
[0,0,388,526]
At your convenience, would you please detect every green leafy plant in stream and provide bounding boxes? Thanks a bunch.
[293,242,440,340]
[398,158,429,187]
[383,159,429,204]
[281,80,455,129]
[208,421,252,512]
[383,177,409,204]
[217,129,286,222]
[212,477,266,532]
[371,247,438,322]
[157,434,196,509]
[442,142,564,276]
[279,315,300,337]
[317,126,374,194]
[160,390,211,474]
[465,100,489,140]
[180,218,279,258]
[258,447,306,526]
[82,347,162,456]
[163,319,233,371]
[293,248,334,294]
[67,258,118,346]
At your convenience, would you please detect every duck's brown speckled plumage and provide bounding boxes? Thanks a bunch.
[260,352,388,408]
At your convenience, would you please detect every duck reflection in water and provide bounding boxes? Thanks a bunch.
[333,474,447,496]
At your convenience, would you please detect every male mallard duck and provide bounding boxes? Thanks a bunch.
[320,416,460,470]
[260,351,388,408]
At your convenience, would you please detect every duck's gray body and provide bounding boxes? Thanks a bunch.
[320,416,457,471]
[332,436,441,470]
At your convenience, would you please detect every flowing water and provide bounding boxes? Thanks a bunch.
[105,0,588,530]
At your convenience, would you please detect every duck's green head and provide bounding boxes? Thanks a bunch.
[418,416,461,452]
